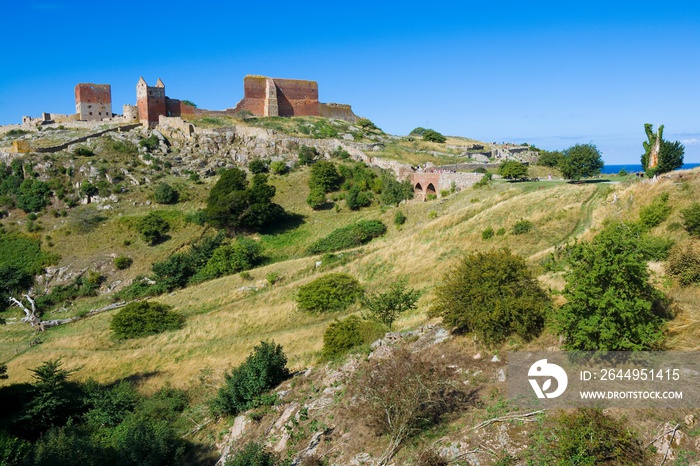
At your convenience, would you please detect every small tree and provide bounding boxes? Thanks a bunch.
[558,143,604,181]
[136,213,170,245]
[213,341,290,416]
[298,145,319,165]
[641,123,685,175]
[309,160,342,193]
[363,279,420,330]
[306,186,328,210]
[296,273,363,314]
[536,150,563,167]
[153,182,179,204]
[422,129,446,143]
[20,359,78,432]
[225,442,280,466]
[499,161,529,180]
[638,193,671,230]
[429,249,549,346]
[321,315,385,360]
[380,174,414,206]
[554,221,667,351]
[345,185,371,210]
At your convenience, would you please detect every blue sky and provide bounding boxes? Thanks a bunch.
[1,1,698,163]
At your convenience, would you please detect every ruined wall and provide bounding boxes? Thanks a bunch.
[319,103,357,122]
[158,116,195,139]
[233,75,267,115]
[75,83,112,121]
[273,78,319,116]
[165,98,197,117]
[123,104,139,122]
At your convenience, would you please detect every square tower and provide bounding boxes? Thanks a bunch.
[75,83,112,121]
[136,77,167,127]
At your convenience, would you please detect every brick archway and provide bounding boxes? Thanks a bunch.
[414,182,423,195]
[426,183,436,196]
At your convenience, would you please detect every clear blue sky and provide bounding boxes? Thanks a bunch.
[1,1,698,163]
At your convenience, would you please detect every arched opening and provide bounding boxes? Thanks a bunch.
[414,183,423,195]
[426,183,437,196]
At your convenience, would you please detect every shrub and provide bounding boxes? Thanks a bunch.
[298,145,319,165]
[618,168,628,176]
[512,219,533,235]
[422,129,446,143]
[136,213,170,245]
[266,271,280,285]
[637,234,674,261]
[114,255,133,270]
[296,273,363,314]
[74,146,94,157]
[248,159,269,174]
[559,143,604,181]
[307,220,386,254]
[348,349,465,463]
[536,150,563,167]
[331,146,351,159]
[309,160,342,193]
[17,178,51,213]
[496,227,506,236]
[213,341,290,416]
[681,203,700,237]
[380,173,414,206]
[345,185,371,210]
[666,241,700,286]
[473,172,492,188]
[139,135,160,151]
[394,210,407,226]
[153,182,179,204]
[110,301,184,339]
[525,409,648,465]
[363,279,420,329]
[638,192,671,230]
[555,221,667,351]
[306,186,328,210]
[429,249,550,346]
[194,238,262,281]
[321,316,385,360]
[269,161,289,175]
[482,227,494,240]
[409,127,427,136]
[103,137,138,156]
[225,442,281,466]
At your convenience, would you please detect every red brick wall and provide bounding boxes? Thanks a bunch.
[138,93,166,126]
[165,98,196,117]
[234,76,266,115]
[75,84,111,104]
[274,78,319,116]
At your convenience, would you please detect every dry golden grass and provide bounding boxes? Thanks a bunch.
[2,169,700,389]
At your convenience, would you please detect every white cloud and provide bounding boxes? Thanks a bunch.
[681,138,700,146]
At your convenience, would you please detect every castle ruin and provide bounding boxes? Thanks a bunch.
[75,83,112,121]
[233,75,358,122]
[136,77,196,128]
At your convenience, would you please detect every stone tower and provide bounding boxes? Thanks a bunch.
[75,83,112,121]
[136,77,167,127]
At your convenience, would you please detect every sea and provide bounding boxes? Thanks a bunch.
[601,163,700,174]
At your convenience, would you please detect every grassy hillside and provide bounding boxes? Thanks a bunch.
[3,167,699,391]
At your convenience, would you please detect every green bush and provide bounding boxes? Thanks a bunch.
[512,219,533,235]
[149,233,226,290]
[409,127,427,136]
[638,192,671,230]
[345,185,372,210]
[331,146,351,159]
[422,129,446,143]
[482,227,495,240]
[139,135,160,151]
[74,146,94,157]
[269,161,289,175]
[306,186,328,210]
[394,210,407,226]
[363,279,420,329]
[536,150,563,167]
[473,172,492,188]
[103,137,138,156]
[17,178,51,213]
[114,256,133,270]
[429,249,550,346]
[110,301,184,339]
[307,220,386,254]
[309,160,341,193]
[496,227,506,236]
[681,203,700,237]
[380,173,414,206]
[296,273,363,314]
[666,241,700,286]
[153,182,179,204]
[248,159,269,174]
[555,221,667,351]
[298,145,319,165]
[225,442,281,466]
[194,238,262,281]
[136,213,170,245]
[321,316,386,360]
[637,234,674,260]
[213,341,290,416]
[525,409,648,465]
